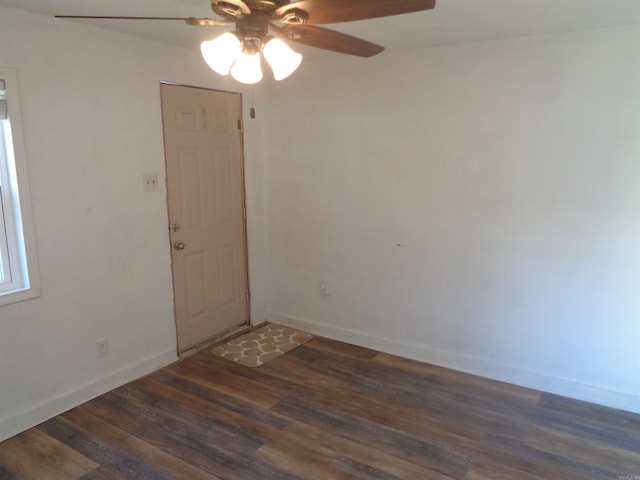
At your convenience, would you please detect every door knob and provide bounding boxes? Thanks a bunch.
[174,242,185,251]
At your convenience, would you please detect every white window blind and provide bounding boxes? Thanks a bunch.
[0,78,12,285]
[0,78,6,119]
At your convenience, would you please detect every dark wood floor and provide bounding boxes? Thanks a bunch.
[1,333,639,479]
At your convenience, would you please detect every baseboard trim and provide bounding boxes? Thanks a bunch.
[268,312,640,415]
[0,348,178,442]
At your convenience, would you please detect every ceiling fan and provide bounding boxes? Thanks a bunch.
[56,0,436,84]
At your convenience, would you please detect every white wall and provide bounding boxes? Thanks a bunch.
[0,6,267,440]
[263,26,640,413]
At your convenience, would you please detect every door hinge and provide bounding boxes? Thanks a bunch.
[242,203,247,220]
[246,288,250,302]
[237,119,243,131]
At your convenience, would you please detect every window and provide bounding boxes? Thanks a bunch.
[0,68,39,305]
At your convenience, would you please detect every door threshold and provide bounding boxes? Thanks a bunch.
[179,321,250,359]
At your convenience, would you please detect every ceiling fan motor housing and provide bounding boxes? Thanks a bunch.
[236,15,270,52]
[249,0,279,11]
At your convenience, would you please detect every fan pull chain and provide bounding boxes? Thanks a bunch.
[250,88,256,119]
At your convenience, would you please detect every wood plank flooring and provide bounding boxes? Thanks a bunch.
[1,334,639,479]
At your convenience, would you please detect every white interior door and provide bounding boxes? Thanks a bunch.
[161,83,249,352]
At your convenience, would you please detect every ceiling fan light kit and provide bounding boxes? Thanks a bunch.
[56,0,436,84]
[201,30,302,83]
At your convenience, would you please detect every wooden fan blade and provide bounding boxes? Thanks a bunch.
[55,16,232,26]
[55,15,192,20]
[275,0,435,25]
[270,24,384,57]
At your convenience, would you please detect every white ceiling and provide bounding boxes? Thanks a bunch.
[2,0,640,58]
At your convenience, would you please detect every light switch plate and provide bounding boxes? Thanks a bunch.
[143,173,159,192]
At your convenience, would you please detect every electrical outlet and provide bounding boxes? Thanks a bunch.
[96,338,109,358]
[320,282,329,296]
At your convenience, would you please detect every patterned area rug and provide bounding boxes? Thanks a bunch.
[212,324,312,367]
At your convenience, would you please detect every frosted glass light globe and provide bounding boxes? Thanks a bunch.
[200,32,241,75]
[263,38,302,81]
[230,51,263,84]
